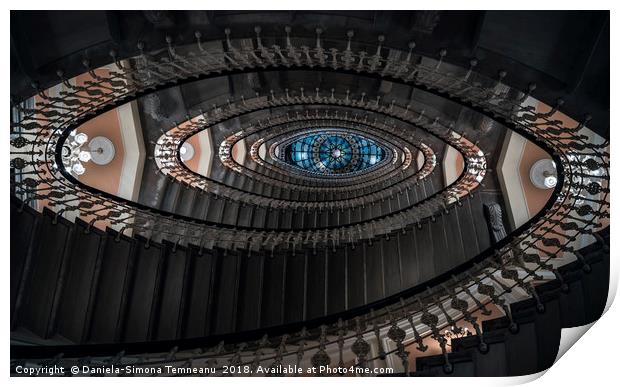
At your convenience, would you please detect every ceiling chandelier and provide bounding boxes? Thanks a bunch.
[529,158,558,189]
[62,131,115,176]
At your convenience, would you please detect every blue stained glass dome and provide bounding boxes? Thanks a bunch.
[283,131,386,175]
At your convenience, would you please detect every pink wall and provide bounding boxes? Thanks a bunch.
[75,108,124,196]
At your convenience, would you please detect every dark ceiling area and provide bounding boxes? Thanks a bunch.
[10,10,609,137]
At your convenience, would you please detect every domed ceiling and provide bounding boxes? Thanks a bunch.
[281,131,386,176]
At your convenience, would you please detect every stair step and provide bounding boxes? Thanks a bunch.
[55,220,105,343]
[260,251,286,327]
[211,250,241,334]
[10,203,39,321]
[175,187,198,218]
[154,242,190,340]
[183,249,217,337]
[236,252,265,331]
[123,238,163,342]
[88,232,135,343]
[17,209,71,339]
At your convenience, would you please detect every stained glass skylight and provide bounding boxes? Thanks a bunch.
[283,131,386,175]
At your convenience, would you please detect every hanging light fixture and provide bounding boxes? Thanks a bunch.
[62,130,89,176]
[180,142,195,161]
[529,159,558,189]
[62,131,115,176]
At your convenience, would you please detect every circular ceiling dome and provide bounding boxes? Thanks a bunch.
[282,131,385,175]
[88,136,116,166]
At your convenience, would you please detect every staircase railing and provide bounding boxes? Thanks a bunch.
[10,28,609,375]
[153,104,464,212]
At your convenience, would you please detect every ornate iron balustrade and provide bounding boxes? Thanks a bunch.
[154,107,442,204]
[221,124,397,184]
[10,27,609,375]
[169,117,407,190]
[10,28,501,251]
[11,87,485,252]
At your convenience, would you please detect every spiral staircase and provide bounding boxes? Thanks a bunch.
[10,10,609,377]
